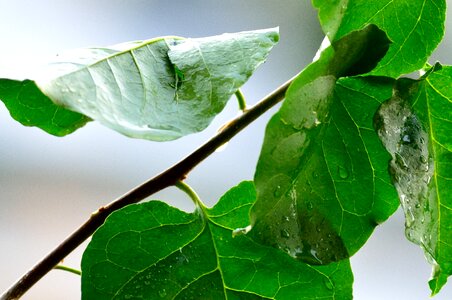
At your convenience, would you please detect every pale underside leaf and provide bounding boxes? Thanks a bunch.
[35,28,279,141]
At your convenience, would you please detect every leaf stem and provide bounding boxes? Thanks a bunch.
[53,265,81,276]
[0,73,297,300]
[175,181,207,210]
[235,89,247,112]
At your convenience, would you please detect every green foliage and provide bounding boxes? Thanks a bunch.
[250,26,400,262]
[313,0,446,77]
[0,79,89,136]
[81,182,353,299]
[375,64,452,294]
[1,0,452,299]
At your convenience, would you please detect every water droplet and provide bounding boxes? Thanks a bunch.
[282,216,290,222]
[273,185,282,198]
[405,207,415,227]
[159,289,167,298]
[337,166,349,179]
[280,229,290,239]
[307,201,313,210]
[402,134,412,144]
[419,155,428,164]
[324,278,334,290]
[316,226,322,233]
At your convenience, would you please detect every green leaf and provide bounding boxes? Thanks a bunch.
[250,24,397,264]
[312,0,446,77]
[0,79,89,136]
[375,64,452,295]
[251,76,399,264]
[250,25,399,263]
[32,28,278,141]
[81,181,353,299]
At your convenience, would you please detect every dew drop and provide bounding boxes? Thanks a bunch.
[273,185,282,198]
[280,229,290,239]
[337,166,349,179]
[159,289,167,298]
[402,134,412,144]
[324,278,334,290]
[215,142,229,153]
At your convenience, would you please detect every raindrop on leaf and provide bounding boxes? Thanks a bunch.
[324,278,334,290]
[273,185,282,198]
[159,289,167,298]
[337,165,349,179]
[280,229,290,239]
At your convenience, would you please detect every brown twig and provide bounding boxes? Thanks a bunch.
[1,75,295,300]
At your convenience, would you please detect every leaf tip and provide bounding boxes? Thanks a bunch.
[429,265,448,296]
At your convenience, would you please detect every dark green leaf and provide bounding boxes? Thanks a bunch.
[312,0,446,77]
[375,64,452,294]
[251,53,400,262]
[33,29,278,141]
[250,25,397,264]
[0,79,89,136]
[82,181,353,299]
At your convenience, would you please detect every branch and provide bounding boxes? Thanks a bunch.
[1,75,295,300]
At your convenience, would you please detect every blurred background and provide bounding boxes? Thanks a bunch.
[0,1,451,299]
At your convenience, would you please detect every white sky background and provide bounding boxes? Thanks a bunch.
[0,1,451,299]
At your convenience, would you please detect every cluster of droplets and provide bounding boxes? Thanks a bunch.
[375,95,436,259]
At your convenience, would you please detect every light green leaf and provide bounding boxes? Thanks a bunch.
[0,79,89,136]
[81,181,353,299]
[312,0,446,77]
[375,64,452,294]
[33,29,278,141]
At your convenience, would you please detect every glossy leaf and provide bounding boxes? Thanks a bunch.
[312,0,446,77]
[375,64,452,294]
[250,26,399,264]
[33,28,278,141]
[0,79,89,136]
[251,75,399,264]
[81,181,353,299]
